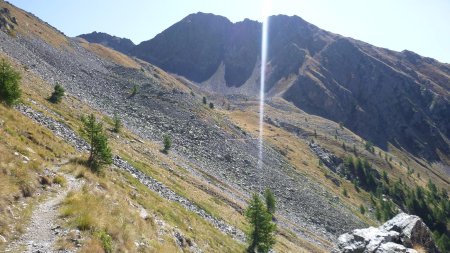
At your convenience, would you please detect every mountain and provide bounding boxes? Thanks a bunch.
[1,2,449,252]
[130,12,450,166]
[78,31,135,54]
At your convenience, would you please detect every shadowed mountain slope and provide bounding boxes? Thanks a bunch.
[129,13,450,165]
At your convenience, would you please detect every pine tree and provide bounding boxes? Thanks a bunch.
[435,233,450,252]
[81,114,112,172]
[245,194,276,253]
[49,83,65,104]
[202,96,207,104]
[0,59,21,106]
[162,134,171,154]
[264,188,276,215]
[112,113,122,133]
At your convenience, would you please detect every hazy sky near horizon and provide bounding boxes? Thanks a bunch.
[8,0,450,63]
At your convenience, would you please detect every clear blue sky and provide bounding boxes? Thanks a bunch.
[8,0,450,63]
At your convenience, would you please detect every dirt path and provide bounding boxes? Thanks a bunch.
[5,174,81,253]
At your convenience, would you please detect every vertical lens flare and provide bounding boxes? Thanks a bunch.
[258,0,271,171]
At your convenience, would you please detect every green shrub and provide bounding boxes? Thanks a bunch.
[76,212,94,230]
[0,59,21,106]
[53,175,67,186]
[95,230,113,253]
[162,134,171,154]
[359,204,365,214]
[264,188,276,215]
[49,83,65,104]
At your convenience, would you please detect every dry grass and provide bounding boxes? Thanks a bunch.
[0,98,74,245]
[275,227,327,253]
[52,174,67,186]
[59,161,245,253]
[413,244,427,253]
[0,1,69,48]
[79,239,105,253]
[117,149,248,232]
[142,62,192,93]
[60,163,161,252]
[78,39,141,69]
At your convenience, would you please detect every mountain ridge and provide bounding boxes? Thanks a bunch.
[86,12,450,166]
[78,31,135,54]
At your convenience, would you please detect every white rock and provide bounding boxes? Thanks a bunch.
[337,213,439,253]
[375,242,418,253]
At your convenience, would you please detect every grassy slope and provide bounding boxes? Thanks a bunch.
[77,38,141,69]
[0,102,74,247]
[0,45,312,252]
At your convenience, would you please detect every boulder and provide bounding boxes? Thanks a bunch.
[376,242,417,253]
[336,213,440,253]
[381,212,438,252]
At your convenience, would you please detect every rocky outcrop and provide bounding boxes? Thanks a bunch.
[308,143,342,173]
[0,7,17,33]
[336,213,440,253]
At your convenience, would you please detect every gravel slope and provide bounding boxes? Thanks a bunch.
[0,29,366,249]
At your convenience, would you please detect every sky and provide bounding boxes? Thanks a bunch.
[8,0,450,63]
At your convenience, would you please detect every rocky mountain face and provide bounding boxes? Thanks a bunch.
[336,213,440,253]
[129,13,450,166]
[78,31,135,54]
[130,13,261,85]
